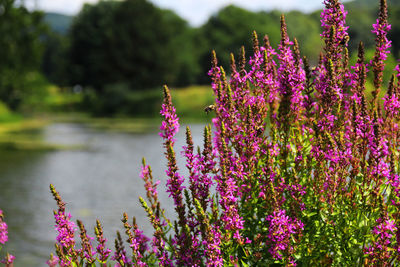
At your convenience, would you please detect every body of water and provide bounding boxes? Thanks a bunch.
[0,122,205,266]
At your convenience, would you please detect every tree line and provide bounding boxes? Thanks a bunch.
[2,0,400,115]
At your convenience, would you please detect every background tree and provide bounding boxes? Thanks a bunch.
[388,4,400,58]
[0,0,46,109]
[196,6,323,83]
[68,0,197,91]
[38,0,400,116]
[285,10,323,63]
[41,32,69,86]
[196,6,281,83]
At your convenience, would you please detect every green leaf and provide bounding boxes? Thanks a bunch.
[306,212,318,218]
[240,260,250,267]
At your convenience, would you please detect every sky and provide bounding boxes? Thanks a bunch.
[23,0,334,26]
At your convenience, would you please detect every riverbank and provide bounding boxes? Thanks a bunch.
[0,84,215,151]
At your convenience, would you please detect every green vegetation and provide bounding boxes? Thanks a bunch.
[37,0,400,117]
[0,0,46,110]
[171,85,214,121]
[1,0,400,148]
[81,84,213,120]
[67,0,198,90]
[0,113,67,151]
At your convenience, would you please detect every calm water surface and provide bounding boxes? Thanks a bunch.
[0,122,205,266]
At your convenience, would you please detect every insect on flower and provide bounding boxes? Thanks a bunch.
[339,35,350,46]
[204,104,216,114]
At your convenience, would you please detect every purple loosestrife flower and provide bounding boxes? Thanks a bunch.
[183,126,202,202]
[1,253,15,266]
[160,85,180,146]
[54,212,75,246]
[197,125,215,210]
[122,213,149,267]
[209,52,246,242]
[248,32,279,109]
[193,198,223,267]
[77,220,95,264]
[209,52,238,146]
[216,167,243,233]
[261,35,279,112]
[0,210,8,245]
[365,217,397,264]
[139,196,171,266]
[151,234,171,267]
[160,86,184,211]
[277,16,306,124]
[160,85,195,265]
[208,50,223,92]
[320,0,349,62]
[371,0,391,97]
[314,0,349,121]
[372,17,391,62]
[160,85,186,225]
[140,161,175,264]
[183,126,214,257]
[383,78,400,118]
[205,227,223,266]
[365,114,390,185]
[0,211,13,267]
[351,42,367,105]
[130,226,149,267]
[46,253,59,267]
[396,63,400,79]
[112,231,133,267]
[50,184,78,266]
[223,34,273,185]
[248,31,265,89]
[140,159,162,213]
[141,165,159,199]
[53,210,77,266]
[212,123,244,242]
[94,220,111,265]
[266,209,304,264]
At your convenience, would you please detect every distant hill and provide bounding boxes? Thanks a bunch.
[345,0,400,8]
[43,12,73,35]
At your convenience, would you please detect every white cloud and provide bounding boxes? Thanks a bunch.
[148,0,325,26]
[26,0,329,25]
[25,0,98,15]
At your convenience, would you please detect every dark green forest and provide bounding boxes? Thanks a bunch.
[3,0,400,116]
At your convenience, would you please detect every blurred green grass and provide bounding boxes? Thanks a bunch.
[65,85,216,132]
[83,84,215,121]
[170,85,215,122]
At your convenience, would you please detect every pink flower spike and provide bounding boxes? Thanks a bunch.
[1,253,15,266]
[46,253,59,267]
[0,211,8,245]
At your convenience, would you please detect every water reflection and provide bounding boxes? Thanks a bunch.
[0,122,205,266]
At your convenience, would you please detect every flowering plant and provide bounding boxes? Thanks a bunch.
[0,210,15,267]
[34,0,400,265]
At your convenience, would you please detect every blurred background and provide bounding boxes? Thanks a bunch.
[0,0,399,265]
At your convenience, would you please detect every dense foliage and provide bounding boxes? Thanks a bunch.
[38,0,400,116]
[67,0,196,91]
[2,0,400,116]
[0,0,45,109]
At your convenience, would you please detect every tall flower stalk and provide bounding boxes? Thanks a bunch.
[0,210,15,267]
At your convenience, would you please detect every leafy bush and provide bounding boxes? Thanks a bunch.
[81,84,162,117]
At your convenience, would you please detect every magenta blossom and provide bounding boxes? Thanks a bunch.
[46,254,59,267]
[266,209,304,262]
[0,210,8,245]
[1,253,15,265]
